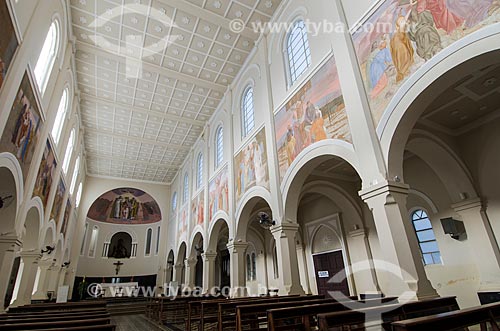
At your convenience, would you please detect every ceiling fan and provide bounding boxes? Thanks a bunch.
[0,193,14,209]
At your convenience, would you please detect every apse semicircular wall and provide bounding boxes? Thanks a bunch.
[87,188,161,225]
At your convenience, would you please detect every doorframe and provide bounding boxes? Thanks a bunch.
[303,214,355,296]
[312,249,349,296]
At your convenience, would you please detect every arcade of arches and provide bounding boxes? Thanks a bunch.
[0,0,500,315]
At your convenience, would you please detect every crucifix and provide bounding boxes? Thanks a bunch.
[113,260,124,275]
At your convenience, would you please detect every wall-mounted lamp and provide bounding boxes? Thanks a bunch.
[440,217,466,240]
[0,194,13,209]
[62,261,71,268]
[41,246,55,254]
[258,212,275,229]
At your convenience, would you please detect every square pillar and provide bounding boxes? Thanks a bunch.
[31,260,52,300]
[202,252,217,294]
[360,181,438,301]
[271,223,305,296]
[348,228,381,295]
[10,252,41,307]
[0,236,21,312]
[227,242,248,297]
[183,257,197,291]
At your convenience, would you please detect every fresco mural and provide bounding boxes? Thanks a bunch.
[87,188,161,224]
[191,191,204,226]
[208,166,229,221]
[178,208,187,235]
[235,128,270,202]
[61,198,72,237]
[50,178,65,224]
[0,1,18,92]
[33,140,57,209]
[274,55,351,180]
[0,72,43,183]
[353,0,500,125]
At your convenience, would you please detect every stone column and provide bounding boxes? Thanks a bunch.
[46,265,62,295]
[296,244,311,294]
[348,228,381,295]
[10,252,41,307]
[227,242,248,297]
[31,260,52,300]
[271,224,305,296]
[360,181,438,300]
[202,251,217,294]
[171,263,184,296]
[452,198,500,292]
[0,236,21,312]
[184,257,197,291]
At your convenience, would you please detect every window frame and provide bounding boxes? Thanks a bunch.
[215,126,224,168]
[70,156,80,195]
[285,18,312,87]
[183,173,189,204]
[145,228,153,256]
[52,88,69,145]
[241,86,255,138]
[34,20,60,95]
[62,129,75,174]
[196,153,203,189]
[410,209,442,265]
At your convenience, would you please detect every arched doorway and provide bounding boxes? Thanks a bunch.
[166,250,174,284]
[176,242,187,291]
[385,50,500,307]
[207,219,230,291]
[188,232,204,289]
[108,232,132,259]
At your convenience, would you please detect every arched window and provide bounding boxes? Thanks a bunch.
[172,192,178,212]
[52,88,69,145]
[88,225,99,257]
[62,129,75,174]
[145,228,152,256]
[411,210,442,265]
[196,153,203,189]
[215,126,224,168]
[75,183,83,208]
[80,222,88,255]
[183,173,189,203]
[241,87,255,137]
[246,254,252,281]
[156,226,161,255]
[70,156,80,194]
[34,20,60,95]
[251,252,256,281]
[273,243,279,279]
[286,19,311,85]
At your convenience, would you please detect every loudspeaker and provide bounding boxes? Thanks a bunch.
[440,217,466,240]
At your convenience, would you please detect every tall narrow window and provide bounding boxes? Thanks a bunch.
[70,156,80,194]
[52,88,69,145]
[88,226,99,257]
[286,19,311,85]
[80,223,88,255]
[246,254,252,281]
[156,226,160,255]
[75,183,83,208]
[411,210,442,265]
[215,126,224,168]
[251,252,256,281]
[196,153,203,189]
[62,129,75,174]
[241,87,255,137]
[273,243,279,279]
[35,20,59,95]
[172,192,178,213]
[145,228,152,256]
[183,173,189,203]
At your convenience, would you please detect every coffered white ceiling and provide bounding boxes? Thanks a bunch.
[70,0,281,183]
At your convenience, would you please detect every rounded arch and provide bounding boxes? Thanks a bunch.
[380,27,500,179]
[310,223,343,254]
[108,232,133,259]
[188,230,204,258]
[408,189,439,215]
[0,153,23,234]
[235,186,275,240]
[167,249,175,263]
[207,217,231,252]
[41,220,56,248]
[20,197,44,250]
[104,229,138,243]
[176,241,187,265]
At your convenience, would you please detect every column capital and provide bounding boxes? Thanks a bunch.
[270,222,300,235]
[227,242,248,253]
[451,197,483,212]
[202,252,217,262]
[0,235,22,247]
[349,228,367,238]
[19,251,42,261]
[359,180,410,202]
[185,257,197,267]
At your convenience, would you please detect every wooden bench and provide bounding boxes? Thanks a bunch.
[267,297,397,331]
[15,325,116,331]
[235,296,353,331]
[0,316,112,330]
[317,296,459,331]
[0,312,111,325]
[391,301,500,331]
[0,307,108,319]
[8,300,107,313]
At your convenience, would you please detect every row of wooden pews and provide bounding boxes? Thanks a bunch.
[0,300,116,331]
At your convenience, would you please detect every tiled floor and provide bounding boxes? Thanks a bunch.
[111,314,174,331]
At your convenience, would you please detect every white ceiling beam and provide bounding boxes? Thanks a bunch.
[76,42,228,93]
[80,94,206,127]
[157,0,258,40]
[86,153,178,170]
[83,127,192,151]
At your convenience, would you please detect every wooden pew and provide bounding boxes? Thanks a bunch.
[267,297,397,331]
[0,312,111,325]
[317,296,459,331]
[7,300,107,313]
[16,325,116,331]
[0,316,112,330]
[0,308,108,319]
[236,296,355,331]
[391,301,500,331]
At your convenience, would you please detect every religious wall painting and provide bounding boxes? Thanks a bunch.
[61,198,72,237]
[33,140,57,209]
[178,208,188,236]
[274,55,351,180]
[208,166,229,222]
[0,1,19,93]
[0,72,43,183]
[235,128,270,202]
[191,191,204,226]
[50,178,65,225]
[353,0,500,125]
[87,188,161,224]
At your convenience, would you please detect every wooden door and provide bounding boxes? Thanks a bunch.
[313,251,349,297]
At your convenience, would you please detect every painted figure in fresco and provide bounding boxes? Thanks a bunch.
[310,110,327,143]
[390,11,415,82]
[291,98,306,152]
[112,196,123,218]
[198,199,204,224]
[253,140,266,186]
[367,36,393,97]
[415,0,464,34]
[0,57,5,87]
[408,1,443,61]
[446,0,492,28]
